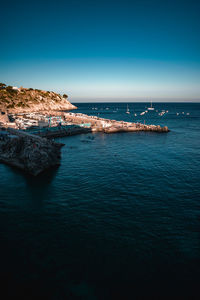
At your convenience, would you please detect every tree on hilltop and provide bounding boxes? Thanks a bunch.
[0,83,6,88]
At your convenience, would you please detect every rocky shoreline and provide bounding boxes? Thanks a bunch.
[0,128,63,176]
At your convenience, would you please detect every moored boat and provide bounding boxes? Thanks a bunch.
[148,100,154,110]
[126,104,130,114]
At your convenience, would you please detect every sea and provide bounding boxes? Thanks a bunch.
[0,102,200,300]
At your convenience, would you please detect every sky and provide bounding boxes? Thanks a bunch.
[0,0,200,102]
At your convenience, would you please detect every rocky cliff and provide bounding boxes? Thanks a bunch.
[0,83,76,113]
[0,129,63,175]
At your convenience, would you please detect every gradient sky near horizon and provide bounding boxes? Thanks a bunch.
[1,0,200,101]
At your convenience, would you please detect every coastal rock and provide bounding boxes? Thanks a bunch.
[0,112,9,124]
[0,130,63,176]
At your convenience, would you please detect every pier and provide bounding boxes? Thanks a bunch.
[23,121,169,139]
[16,112,169,138]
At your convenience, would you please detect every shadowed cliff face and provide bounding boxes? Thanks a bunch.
[0,130,63,176]
[0,84,77,113]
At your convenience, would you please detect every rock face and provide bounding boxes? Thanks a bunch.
[0,130,63,176]
[0,83,76,113]
[0,112,9,123]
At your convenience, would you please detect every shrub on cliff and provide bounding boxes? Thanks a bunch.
[17,102,24,107]
[63,94,68,98]
[0,83,6,88]
[7,103,15,108]
[0,96,9,103]
[6,86,17,94]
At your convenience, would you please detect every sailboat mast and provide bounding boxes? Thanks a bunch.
[126,104,130,114]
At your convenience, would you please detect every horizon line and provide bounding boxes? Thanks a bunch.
[70,99,200,103]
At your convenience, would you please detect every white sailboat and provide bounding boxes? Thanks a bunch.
[126,104,130,114]
[148,100,154,110]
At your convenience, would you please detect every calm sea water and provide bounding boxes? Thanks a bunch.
[0,103,200,299]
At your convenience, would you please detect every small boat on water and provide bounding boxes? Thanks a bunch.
[177,113,179,115]
[134,113,137,116]
[148,100,154,110]
[126,104,130,114]
[140,111,145,115]
[159,111,165,116]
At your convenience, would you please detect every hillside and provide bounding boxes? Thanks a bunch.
[0,83,77,113]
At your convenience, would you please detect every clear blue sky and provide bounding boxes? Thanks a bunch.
[1,0,200,101]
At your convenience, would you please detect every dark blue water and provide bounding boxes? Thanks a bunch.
[0,103,200,299]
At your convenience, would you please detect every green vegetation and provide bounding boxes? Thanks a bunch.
[17,102,24,107]
[0,84,71,111]
[0,96,9,103]
[6,86,13,92]
[6,86,18,94]
[7,103,15,109]
[0,83,6,88]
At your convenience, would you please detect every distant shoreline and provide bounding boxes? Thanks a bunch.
[71,100,200,103]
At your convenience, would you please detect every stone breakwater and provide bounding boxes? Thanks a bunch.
[63,112,169,133]
[103,124,169,133]
[1,111,169,134]
[0,129,63,176]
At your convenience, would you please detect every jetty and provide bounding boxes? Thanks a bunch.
[62,112,169,134]
[1,111,169,137]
